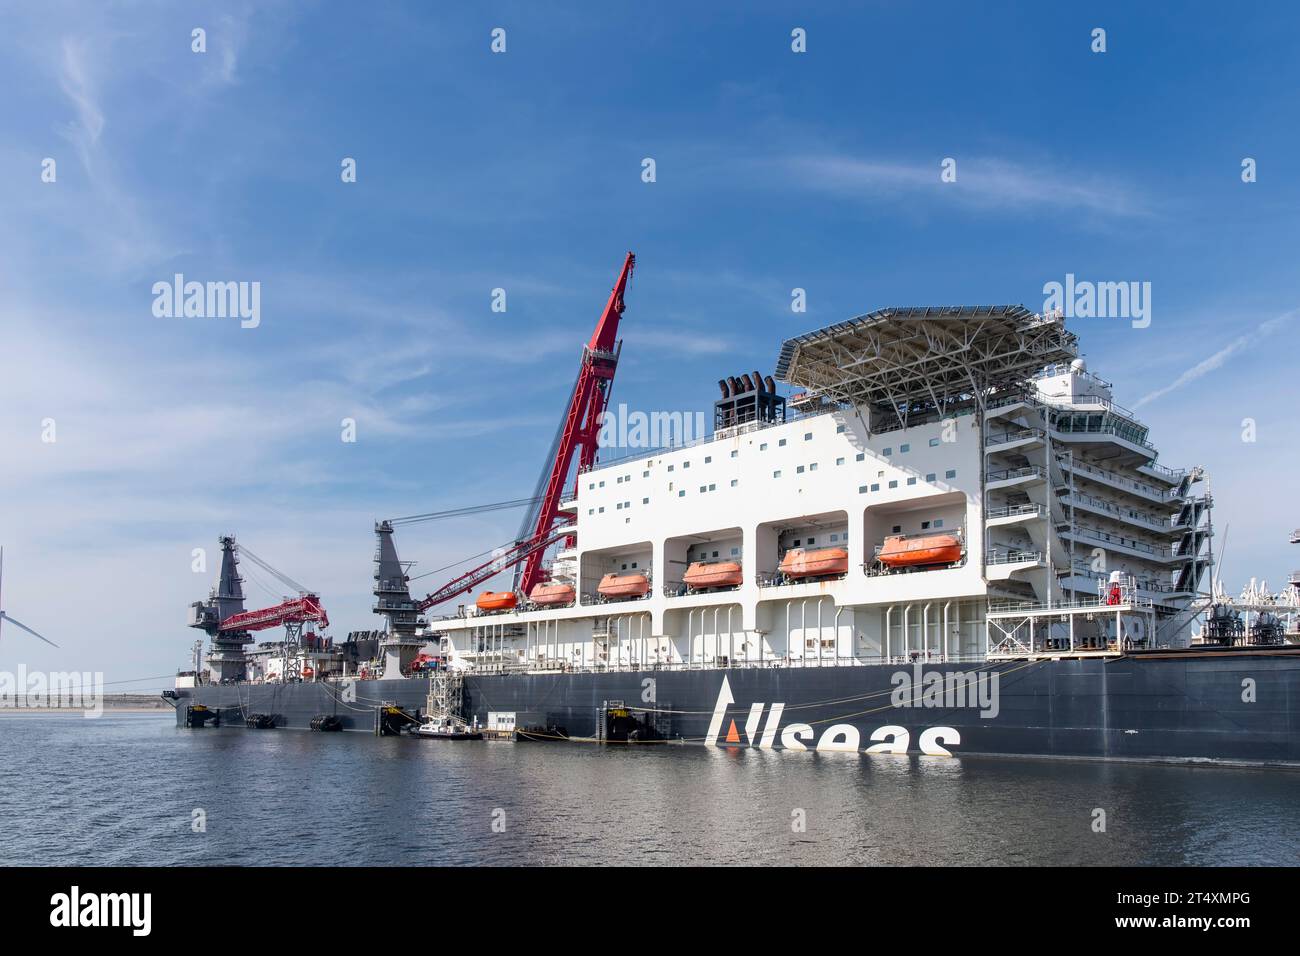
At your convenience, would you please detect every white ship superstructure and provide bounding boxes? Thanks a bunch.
[425,306,1213,673]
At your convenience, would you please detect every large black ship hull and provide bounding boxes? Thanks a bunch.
[174,649,1300,766]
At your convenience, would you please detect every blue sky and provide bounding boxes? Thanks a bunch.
[2,1,1298,685]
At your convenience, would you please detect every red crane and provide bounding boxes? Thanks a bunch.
[517,251,634,596]
[380,252,635,618]
[219,593,330,633]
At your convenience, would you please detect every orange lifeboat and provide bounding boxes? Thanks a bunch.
[529,582,576,607]
[476,591,518,612]
[876,533,962,568]
[683,560,743,589]
[598,572,650,599]
[779,547,849,579]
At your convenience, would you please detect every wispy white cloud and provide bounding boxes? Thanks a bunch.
[1134,308,1298,408]
[56,36,105,169]
[775,153,1150,219]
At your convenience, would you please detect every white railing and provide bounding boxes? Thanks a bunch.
[986,549,1042,565]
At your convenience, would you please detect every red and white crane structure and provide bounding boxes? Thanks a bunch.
[373,251,635,629]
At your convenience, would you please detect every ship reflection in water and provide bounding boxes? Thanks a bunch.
[2,713,1297,866]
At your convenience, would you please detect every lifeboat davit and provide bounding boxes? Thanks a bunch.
[779,547,849,579]
[598,572,650,599]
[476,591,518,612]
[529,582,576,607]
[877,534,962,568]
[683,561,743,589]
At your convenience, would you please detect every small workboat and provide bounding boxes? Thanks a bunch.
[598,572,650,598]
[779,547,849,579]
[876,533,962,569]
[683,560,743,589]
[529,582,576,606]
[411,716,483,740]
[476,590,518,612]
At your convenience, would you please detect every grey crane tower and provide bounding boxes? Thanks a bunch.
[187,536,252,683]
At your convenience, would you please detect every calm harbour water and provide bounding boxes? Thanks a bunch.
[0,712,1296,866]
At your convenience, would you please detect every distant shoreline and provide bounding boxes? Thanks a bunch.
[0,707,172,714]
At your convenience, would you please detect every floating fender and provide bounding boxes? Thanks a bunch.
[244,713,276,729]
[310,715,344,732]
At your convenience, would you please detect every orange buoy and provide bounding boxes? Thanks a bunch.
[683,560,743,589]
[529,582,576,607]
[778,547,849,579]
[876,534,962,568]
[476,591,518,612]
[598,572,650,598]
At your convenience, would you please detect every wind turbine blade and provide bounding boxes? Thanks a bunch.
[0,612,58,648]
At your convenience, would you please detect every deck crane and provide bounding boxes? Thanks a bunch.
[372,252,635,634]
[188,536,330,681]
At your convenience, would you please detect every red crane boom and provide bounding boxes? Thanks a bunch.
[415,531,567,612]
[219,594,330,633]
[516,251,635,596]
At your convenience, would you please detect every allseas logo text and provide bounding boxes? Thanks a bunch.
[50,886,151,936]
[890,663,1000,719]
[704,676,961,756]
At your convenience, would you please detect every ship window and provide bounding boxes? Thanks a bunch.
[730,479,738,487]
[794,539,801,546]
[684,461,691,468]
[797,465,805,474]
[678,490,685,497]
[883,447,892,456]
[599,506,605,513]
[907,477,916,485]
[856,453,864,462]
[617,476,622,484]
[730,547,739,556]
[921,521,930,530]
[889,480,898,489]
[708,483,716,491]
[926,473,936,482]
[945,469,956,479]
[831,533,839,542]
[622,563,628,570]
[929,437,941,447]
[859,485,868,493]
[624,501,630,508]
[668,464,674,472]
[712,551,719,558]
[934,519,944,528]
[807,537,815,544]
[779,438,787,446]
[836,424,845,433]
[631,562,638,569]
[700,485,707,493]
[892,525,902,534]
[705,456,712,464]
[810,463,818,471]
[760,443,768,451]
[588,483,595,490]
[870,483,879,491]
[731,450,738,458]
[773,470,781,478]
[599,480,605,487]
[836,457,845,466]
[900,444,910,453]
[804,432,813,441]
[588,509,594,515]
[642,497,649,504]
[616,502,622,510]
[643,470,649,478]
